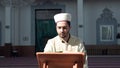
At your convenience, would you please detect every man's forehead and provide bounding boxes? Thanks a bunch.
[56,22,69,27]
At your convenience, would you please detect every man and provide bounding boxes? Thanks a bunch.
[44,13,88,68]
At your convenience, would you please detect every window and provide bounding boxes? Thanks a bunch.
[100,25,114,41]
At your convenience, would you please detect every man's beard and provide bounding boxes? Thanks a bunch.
[59,32,69,38]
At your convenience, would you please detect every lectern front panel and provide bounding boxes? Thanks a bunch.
[36,52,84,68]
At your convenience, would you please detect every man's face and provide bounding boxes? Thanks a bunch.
[56,21,71,38]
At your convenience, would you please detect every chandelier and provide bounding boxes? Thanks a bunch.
[0,0,35,7]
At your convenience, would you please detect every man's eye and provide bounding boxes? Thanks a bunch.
[58,27,67,29]
[58,27,61,29]
[63,27,67,29]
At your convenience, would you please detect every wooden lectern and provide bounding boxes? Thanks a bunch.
[36,52,84,68]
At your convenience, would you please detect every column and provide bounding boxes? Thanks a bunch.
[77,0,84,42]
[5,6,12,44]
[11,7,20,45]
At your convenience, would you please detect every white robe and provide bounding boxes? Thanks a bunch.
[44,35,88,68]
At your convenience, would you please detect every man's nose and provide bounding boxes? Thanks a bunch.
[60,28,64,32]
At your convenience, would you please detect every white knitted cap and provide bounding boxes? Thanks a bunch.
[54,13,71,23]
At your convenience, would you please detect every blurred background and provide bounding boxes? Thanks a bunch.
[0,0,120,68]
